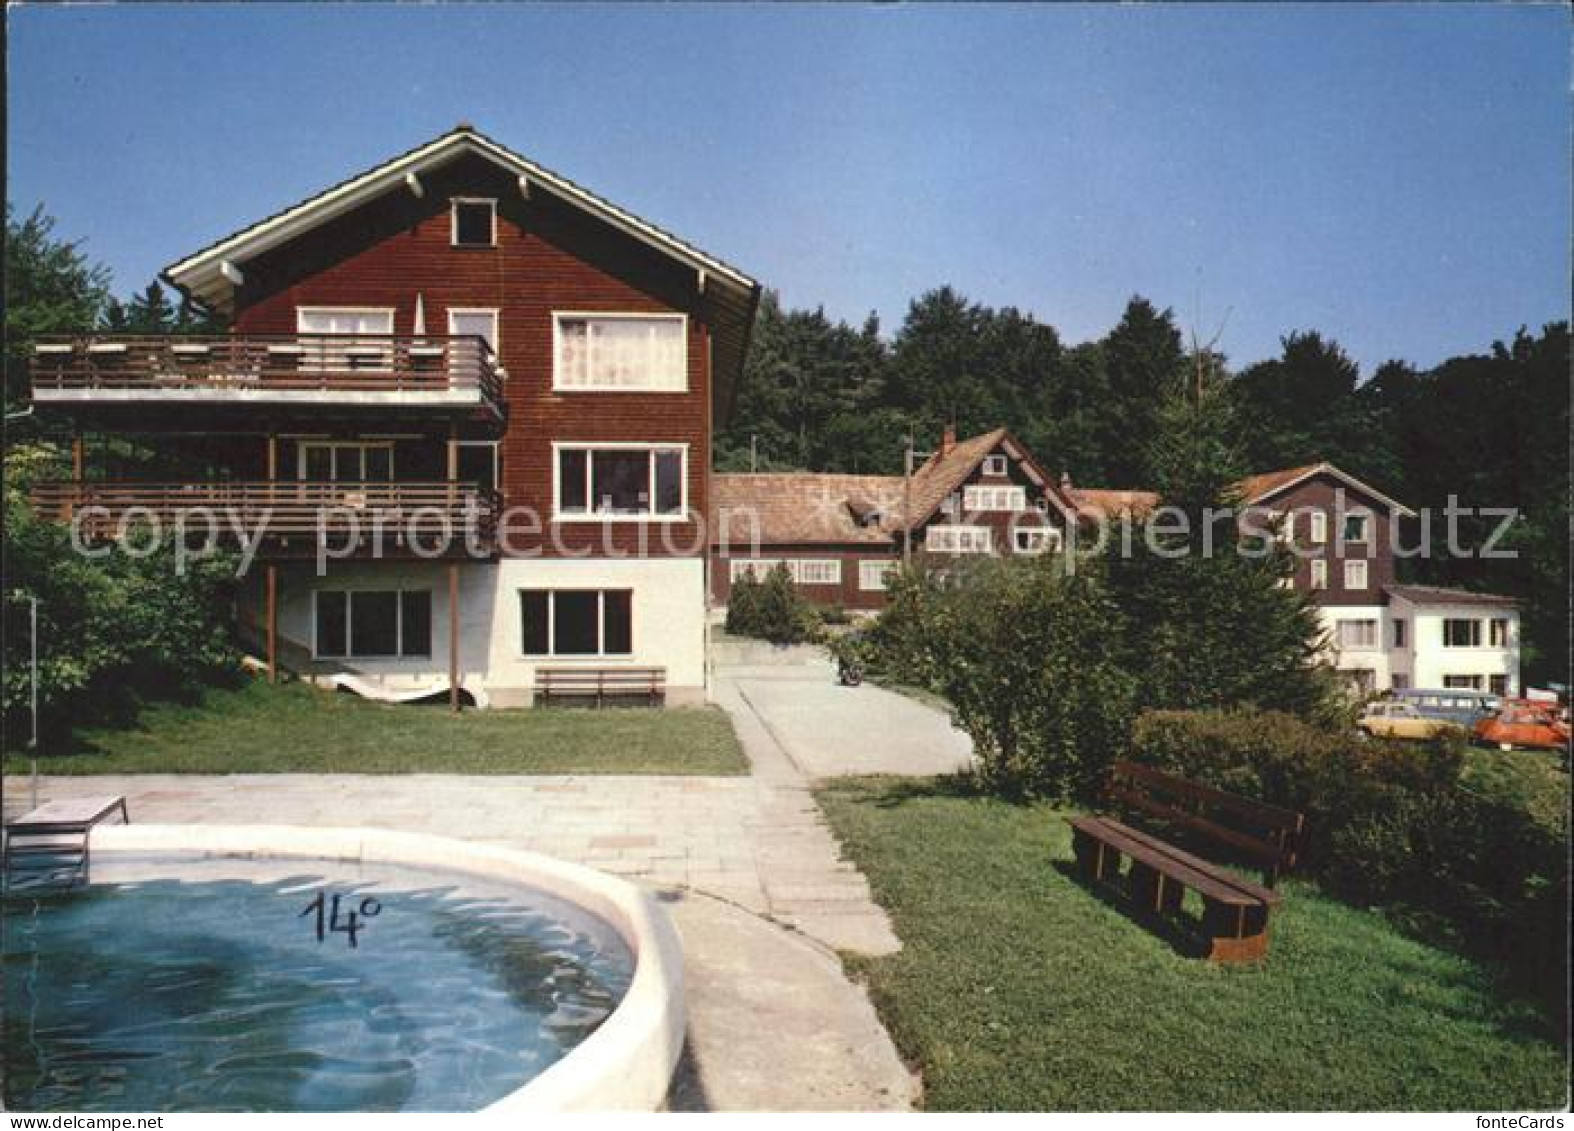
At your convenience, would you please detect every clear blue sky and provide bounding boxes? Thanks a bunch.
[8,3,1568,372]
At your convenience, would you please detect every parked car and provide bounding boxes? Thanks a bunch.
[1391,687,1500,727]
[1358,701,1465,741]
[1472,700,1571,752]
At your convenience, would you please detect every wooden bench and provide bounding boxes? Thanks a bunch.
[1068,761,1304,963]
[534,666,665,707]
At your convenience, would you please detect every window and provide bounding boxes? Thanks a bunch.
[555,315,686,391]
[1343,513,1370,543]
[796,560,842,586]
[1309,511,1328,544]
[314,590,431,658]
[1489,674,1508,696]
[451,199,496,247]
[982,455,1009,477]
[447,309,498,353]
[1014,528,1060,554]
[555,444,686,519]
[520,589,632,657]
[1344,559,1369,589]
[1392,618,1407,648]
[298,441,394,482]
[730,559,841,585]
[1443,618,1482,648]
[964,485,1026,512]
[1489,618,1510,647]
[1444,674,1484,690]
[1337,619,1379,649]
[296,307,395,371]
[1391,672,1410,690]
[1309,559,1328,589]
[859,559,897,592]
[927,525,992,554]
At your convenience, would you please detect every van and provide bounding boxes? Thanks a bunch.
[1392,687,1500,727]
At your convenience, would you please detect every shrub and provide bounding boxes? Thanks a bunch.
[2,443,243,748]
[1132,708,1568,1019]
[724,563,820,644]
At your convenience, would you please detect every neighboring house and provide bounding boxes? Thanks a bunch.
[720,440,1522,697]
[711,427,1078,609]
[29,125,761,706]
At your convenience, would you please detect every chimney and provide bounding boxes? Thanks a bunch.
[941,424,957,456]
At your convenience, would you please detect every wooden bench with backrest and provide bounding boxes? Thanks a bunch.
[534,666,665,708]
[1067,760,1305,962]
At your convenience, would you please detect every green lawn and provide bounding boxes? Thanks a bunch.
[817,776,1568,1111]
[5,679,748,776]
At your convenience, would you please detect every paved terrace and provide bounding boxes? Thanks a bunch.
[3,655,972,1110]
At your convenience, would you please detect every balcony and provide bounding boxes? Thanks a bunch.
[31,479,500,559]
[29,334,504,425]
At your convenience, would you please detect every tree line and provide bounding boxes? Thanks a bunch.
[719,288,1569,684]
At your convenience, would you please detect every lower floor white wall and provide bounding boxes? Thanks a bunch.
[248,557,708,707]
[1315,601,1520,696]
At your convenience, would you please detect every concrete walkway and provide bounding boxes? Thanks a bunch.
[723,655,975,780]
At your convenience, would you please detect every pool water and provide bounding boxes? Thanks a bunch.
[2,858,633,1112]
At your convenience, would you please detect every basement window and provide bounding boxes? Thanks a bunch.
[314,590,431,658]
[520,589,633,657]
[451,199,496,247]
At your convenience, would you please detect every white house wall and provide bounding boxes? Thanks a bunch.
[266,558,707,707]
[1390,596,1520,695]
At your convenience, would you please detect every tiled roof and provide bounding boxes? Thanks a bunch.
[1386,585,1519,608]
[712,473,905,545]
[1235,464,1324,504]
[905,429,1011,527]
[1068,488,1160,519]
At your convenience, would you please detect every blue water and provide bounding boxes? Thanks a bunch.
[2,860,633,1112]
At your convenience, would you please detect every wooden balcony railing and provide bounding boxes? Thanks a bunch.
[29,334,504,414]
[31,480,500,555]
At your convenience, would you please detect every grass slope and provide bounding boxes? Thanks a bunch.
[7,679,747,776]
[818,777,1568,1111]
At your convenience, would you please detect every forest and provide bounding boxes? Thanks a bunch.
[717,289,1568,684]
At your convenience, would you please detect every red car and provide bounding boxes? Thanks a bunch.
[1472,700,1571,752]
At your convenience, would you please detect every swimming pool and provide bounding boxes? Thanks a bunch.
[1,827,684,1112]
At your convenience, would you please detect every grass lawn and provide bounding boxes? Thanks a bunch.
[817,776,1568,1111]
[5,679,748,776]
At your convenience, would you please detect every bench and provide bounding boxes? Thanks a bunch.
[1068,761,1304,963]
[534,666,665,707]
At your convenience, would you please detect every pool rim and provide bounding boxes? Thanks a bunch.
[80,823,685,1113]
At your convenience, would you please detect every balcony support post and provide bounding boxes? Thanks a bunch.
[448,563,460,713]
[265,564,278,684]
[266,434,278,480]
[69,431,84,519]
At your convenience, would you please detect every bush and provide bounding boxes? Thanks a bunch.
[2,443,243,749]
[868,556,1135,799]
[1132,708,1568,1019]
[724,563,820,644]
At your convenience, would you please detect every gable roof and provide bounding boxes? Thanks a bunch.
[712,472,904,545]
[160,124,762,420]
[906,429,1079,529]
[1237,461,1416,517]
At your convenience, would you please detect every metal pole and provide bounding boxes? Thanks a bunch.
[29,597,39,809]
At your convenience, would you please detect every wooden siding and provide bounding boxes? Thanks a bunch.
[914,441,1067,557]
[1248,472,1398,606]
[231,153,712,560]
[710,546,900,611]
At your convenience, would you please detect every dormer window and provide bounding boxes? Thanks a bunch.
[451,199,496,247]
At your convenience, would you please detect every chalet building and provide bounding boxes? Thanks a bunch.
[717,442,1522,697]
[711,428,1078,610]
[29,125,761,707]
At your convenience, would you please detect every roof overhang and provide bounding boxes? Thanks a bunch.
[164,127,757,312]
[1244,461,1417,518]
